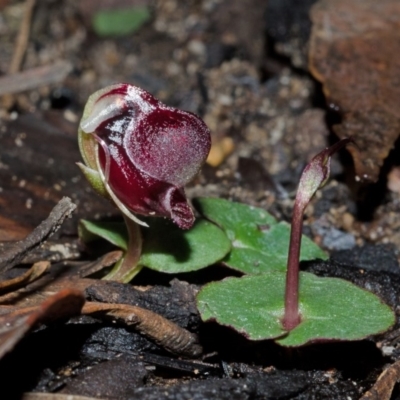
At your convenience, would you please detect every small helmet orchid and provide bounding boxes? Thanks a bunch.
[77,83,211,229]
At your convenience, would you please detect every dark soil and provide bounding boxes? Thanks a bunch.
[1,1,400,399]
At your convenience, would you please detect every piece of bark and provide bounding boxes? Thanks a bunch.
[60,355,147,399]
[0,197,76,272]
[86,279,201,330]
[309,0,400,182]
[18,239,81,264]
[117,370,308,400]
[0,113,114,241]
[140,352,219,375]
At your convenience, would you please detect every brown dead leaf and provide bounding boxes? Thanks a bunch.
[78,250,123,278]
[0,260,49,294]
[0,288,84,359]
[0,273,93,307]
[360,360,400,399]
[0,250,121,307]
[309,0,400,182]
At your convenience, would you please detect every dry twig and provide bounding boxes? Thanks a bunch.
[22,394,102,400]
[361,360,400,400]
[0,61,73,97]
[83,301,203,358]
[8,0,36,74]
[0,197,76,273]
[0,261,49,294]
[3,0,36,107]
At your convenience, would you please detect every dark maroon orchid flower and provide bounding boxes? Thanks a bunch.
[78,83,211,229]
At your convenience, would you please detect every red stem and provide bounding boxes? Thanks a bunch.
[283,202,303,331]
[281,138,353,331]
[106,215,143,282]
[120,215,143,280]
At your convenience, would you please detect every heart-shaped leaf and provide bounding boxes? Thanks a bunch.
[194,198,327,274]
[196,271,394,346]
[79,220,128,250]
[140,218,231,273]
[79,217,231,274]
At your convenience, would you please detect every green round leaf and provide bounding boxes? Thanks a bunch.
[197,273,286,340]
[194,198,327,274]
[140,218,231,273]
[79,220,128,251]
[197,271,394,346]
[278,273,395,346]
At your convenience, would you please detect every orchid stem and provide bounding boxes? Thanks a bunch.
[283,202,303,331]
[121,215,143,278]
[105,215,143,282]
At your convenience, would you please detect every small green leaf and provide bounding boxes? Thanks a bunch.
[92,6,151,37]
[79,217,231,275]
[79,220,128,251]
[197,271,394,346]
[194,198,327,274]
[140,218,231,273]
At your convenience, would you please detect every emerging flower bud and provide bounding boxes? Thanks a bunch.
[283,137,353,331]
[78,84,211,229]
[295,137,353,213]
